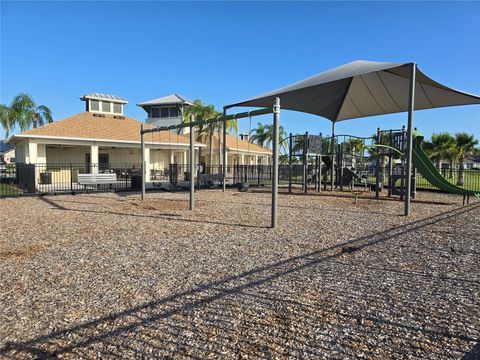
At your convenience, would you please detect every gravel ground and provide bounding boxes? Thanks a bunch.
[0,188,479,359]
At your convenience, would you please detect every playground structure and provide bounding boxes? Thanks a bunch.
[138,60,480,227]
[283,127,479,203]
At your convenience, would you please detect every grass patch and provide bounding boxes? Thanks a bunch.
[0,183,22,196]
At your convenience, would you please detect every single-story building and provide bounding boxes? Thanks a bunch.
[8,93,205,188]
[0,141,15,164]
[8,92,273,191]
[440,157,480,169]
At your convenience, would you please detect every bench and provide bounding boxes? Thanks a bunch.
[77,173,117,187]
[199,173,224,187]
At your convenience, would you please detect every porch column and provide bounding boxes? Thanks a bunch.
[91,144,98,173]
[170,150,175,164]
[240,154,245,165]
[26,141,38,164]
[144,147,151,181]
[26,141,39,188]
[183,150,187,166]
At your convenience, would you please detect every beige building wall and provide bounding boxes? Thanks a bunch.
[46,146,88,163]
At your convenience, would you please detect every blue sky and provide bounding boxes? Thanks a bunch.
[1,1,479,140]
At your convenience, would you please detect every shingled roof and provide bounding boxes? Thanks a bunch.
[10,112,203,146]
[202,132,272,155]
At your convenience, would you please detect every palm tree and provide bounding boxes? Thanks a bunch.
[183,99,237,170]
[249,123,268,147]
[454,132,478,186]
[250,123,287,151]
[369,132,390,183]
[345,138,365,156]
[0,104,12,139]
[430,132,455,170]
[9,93,53,131]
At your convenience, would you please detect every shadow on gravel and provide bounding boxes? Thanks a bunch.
[1,202,479,358]
[462,341,480,360]
[38,196,269,229]
[248,187,458,206]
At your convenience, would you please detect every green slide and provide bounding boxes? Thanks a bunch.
[412,130,479,197]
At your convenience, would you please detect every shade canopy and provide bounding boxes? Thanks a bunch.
[226,60,480,122]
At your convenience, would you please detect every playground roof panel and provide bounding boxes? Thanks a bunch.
[226,60,480,121]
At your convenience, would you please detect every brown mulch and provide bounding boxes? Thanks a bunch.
[0,188,479,359]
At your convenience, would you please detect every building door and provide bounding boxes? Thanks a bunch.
[99,154,109,172]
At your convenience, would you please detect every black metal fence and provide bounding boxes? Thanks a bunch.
[0,163,142,197]
[1,162,479,198]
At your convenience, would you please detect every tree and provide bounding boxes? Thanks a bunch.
[249,123,268,147]
[249,123,288,152]
[429,132,455,170]
[454,132,478,186]
[0,104,12,139]
[344,138,365,156]
[9,93,53,131]
[183,99,237,169]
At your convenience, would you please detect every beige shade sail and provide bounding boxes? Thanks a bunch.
[226,60,480,121]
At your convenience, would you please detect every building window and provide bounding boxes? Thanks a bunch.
[160,107,169,118]
[90,100,99,111]
[113,103,122,114]
[151,107,160,118]
[102,101,111,112]
[169,107,180,117]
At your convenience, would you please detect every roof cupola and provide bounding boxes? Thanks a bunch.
[80,93,128,115]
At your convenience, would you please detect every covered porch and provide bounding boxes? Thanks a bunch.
[13,137,201,191]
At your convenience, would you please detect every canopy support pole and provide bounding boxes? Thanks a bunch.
[141,124,145,200]
[222,108,227,192]
[189,115,195,210]
[330,121,335,191]
[288,133,293,193]
[271,97,280,228]
[318,132,322,192]
[405,63,416,216]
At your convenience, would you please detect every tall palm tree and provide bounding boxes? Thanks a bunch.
[454,132,478,186]
[430,132,455,170]
[183,99,218,168]
[250,123,287,150]
[9,93,53,131]
[183,99,237,169]
[249,123,268,147]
